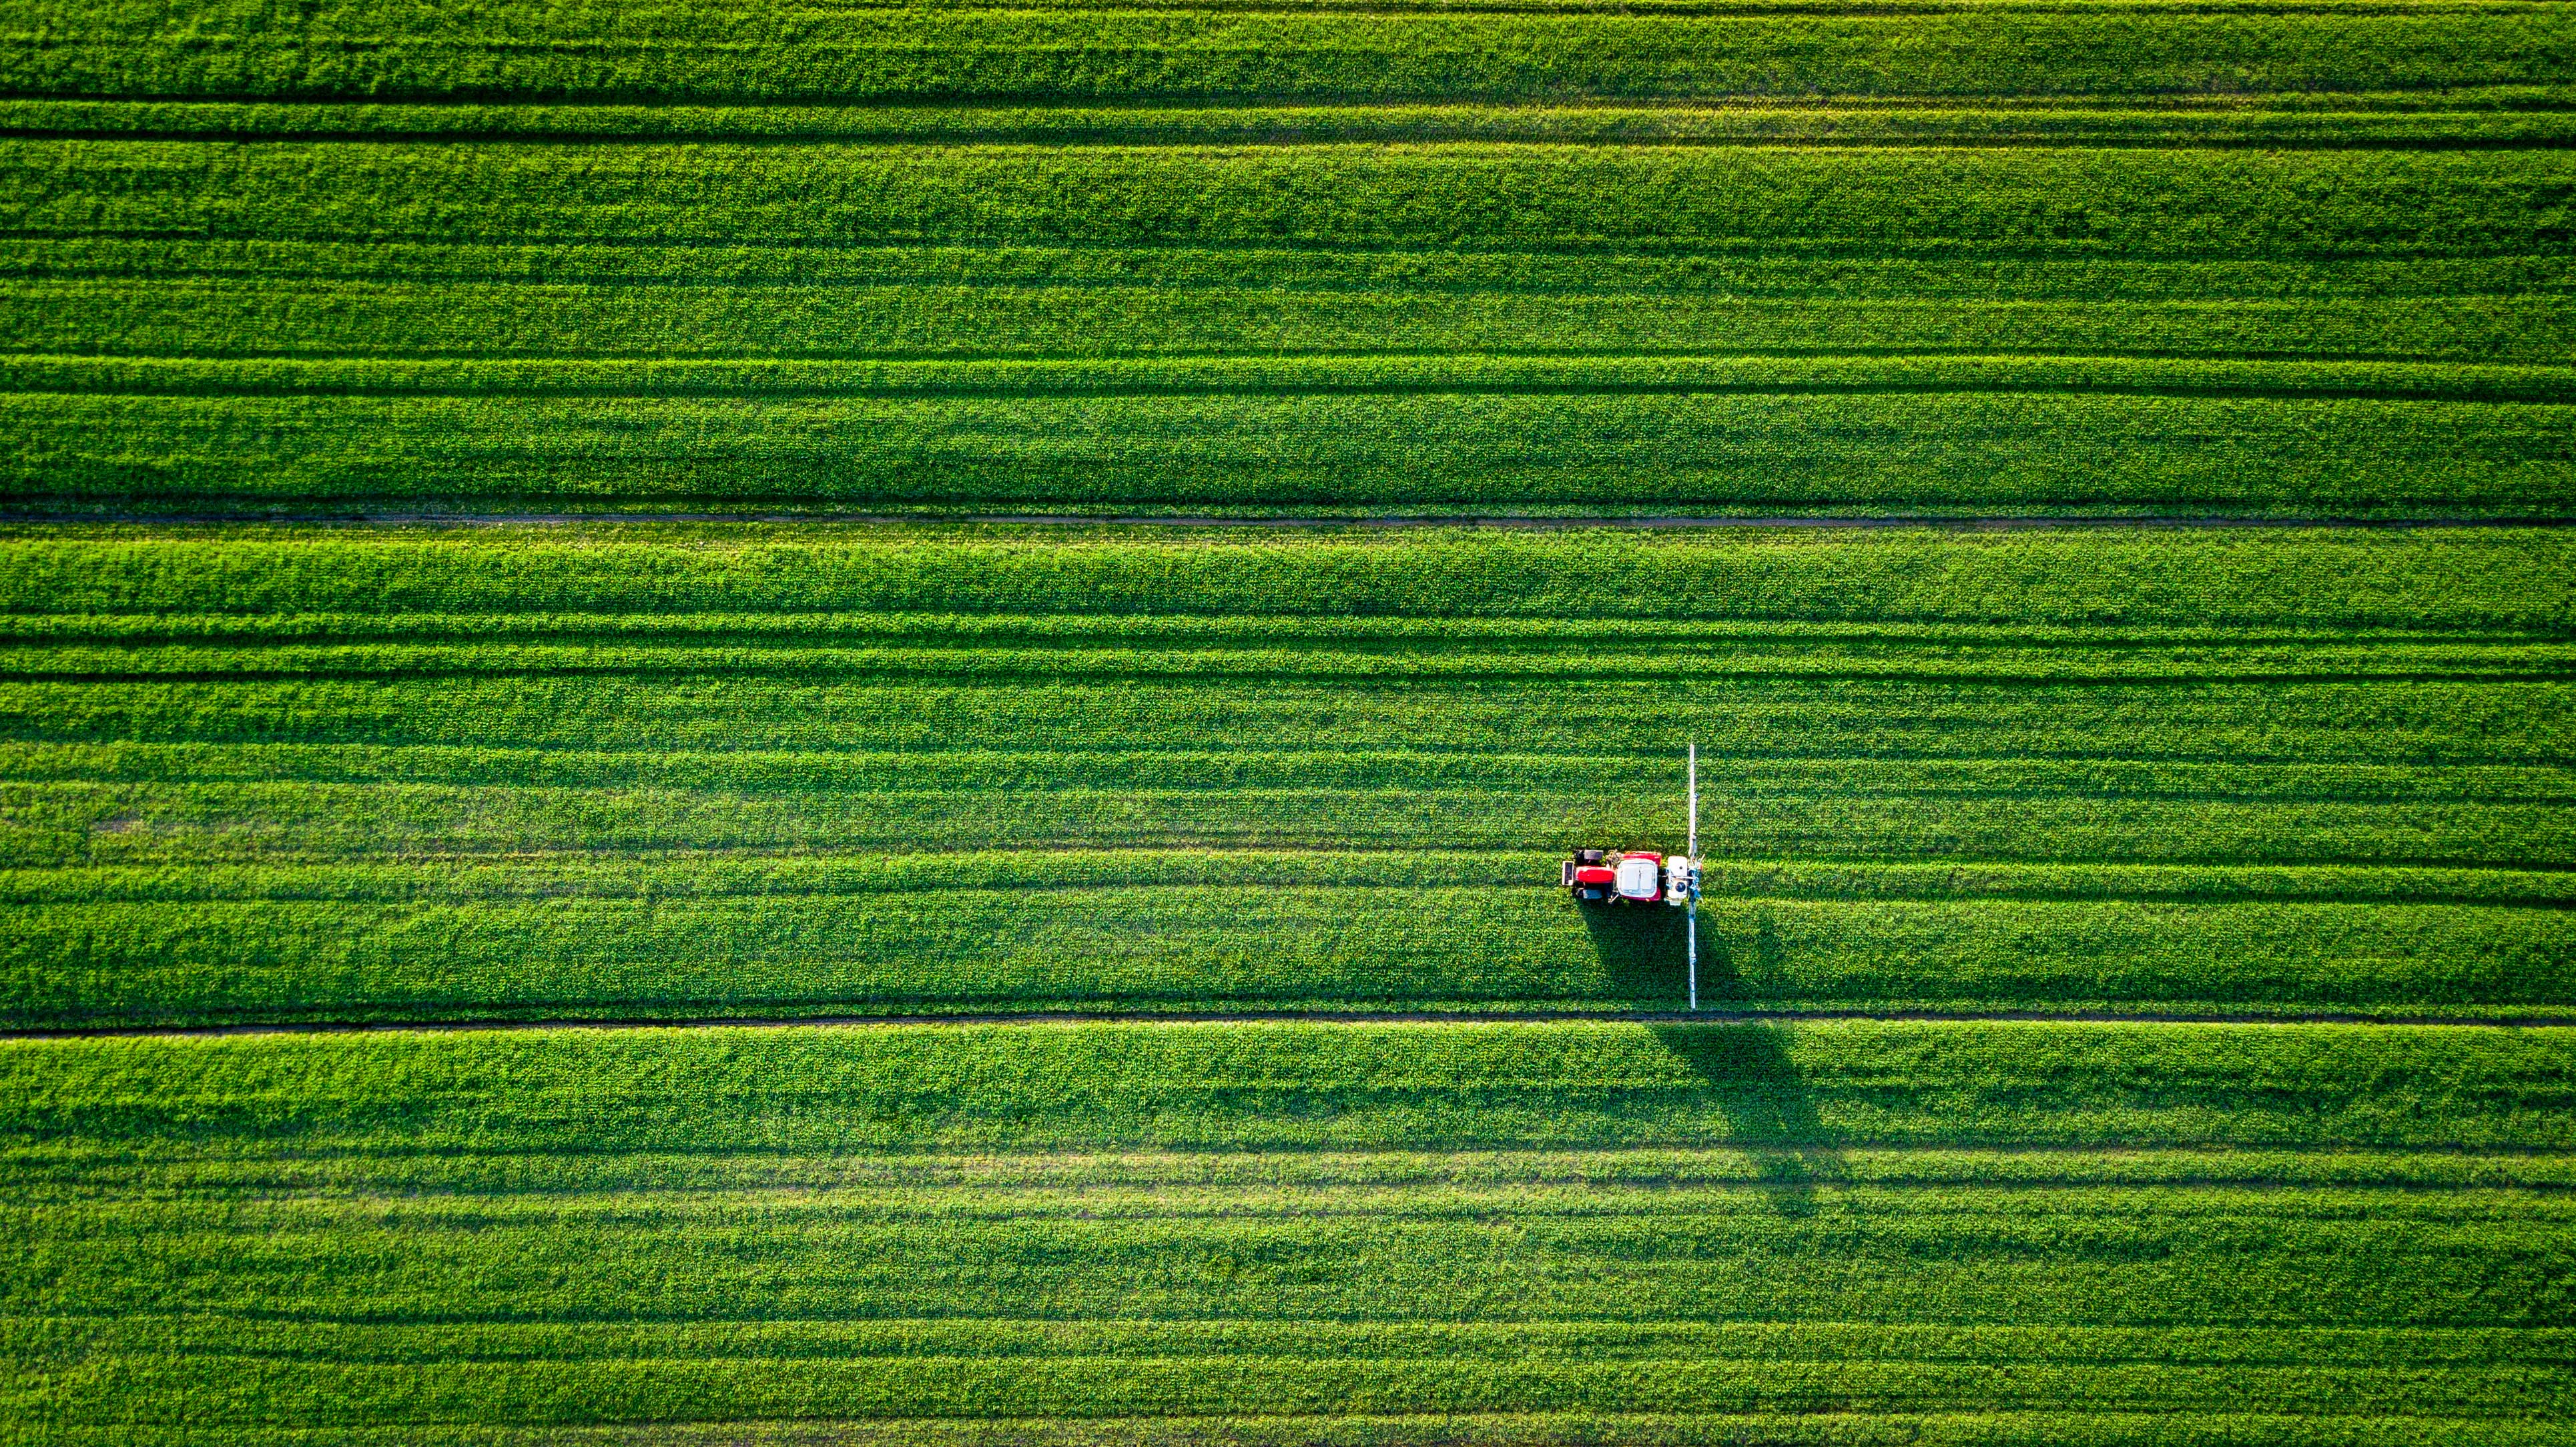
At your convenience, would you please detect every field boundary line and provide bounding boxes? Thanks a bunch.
[11,1006,2576,1041]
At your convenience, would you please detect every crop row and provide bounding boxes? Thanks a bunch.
[11,1318,2574,1428]
[7,637,2567,683]
[3,5,2566,105]
[6,888,2567,1026]
[14,610,2551,646]
[9,1019,2570,1153]
[16,284,2576,365]
[11,144,2569,259]
[23,1315,2576,1378]
[15,238,2566,302]
[10,745,2562,804]
[11,358,2574,408]
[36,1137,2576,1199]
[11,388,2573,511]
[5,529,2555,627]
[7,674,2560,764]
[13,99,2576,148]
[10,856,2567,909]
[10,778,2567,864]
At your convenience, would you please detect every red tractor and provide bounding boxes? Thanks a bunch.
[1562,848,1675,904]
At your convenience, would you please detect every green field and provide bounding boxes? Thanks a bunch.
[12,1025,2576,1442]
[6,0,2575,1439]
[1,523,2571,1437]
[2,526,2568,1027]
[7,1019,2576,1443]
[2,0,2573,515]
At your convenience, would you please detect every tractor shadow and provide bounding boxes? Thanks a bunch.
[1576,900,1710,1003]
[1574,898,1789,1010]
[1578,902,1844,1213]
[1648,1021,1848,1215]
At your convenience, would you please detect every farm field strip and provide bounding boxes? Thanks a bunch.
[21,788,2549,876]
[5,1019,2573,1436]
[15,358,2575,402]
[8,0,2569,109]
[13,746,2568,802]
[6,385,2571,512]
[13,674,2559,758]
[10,148,2563,262]
[15,98,2576,149]
[4,95,2569,511]
[6,527,2559,623]
[8,641,2568,681]
[18,242,2569,300]
[12,778,2571,868]
[1,527,2563,1025]
[12,676,2557,762]
[9,1017,2569,1157]
[9,879,2568,1027]
[9,855,2569,905]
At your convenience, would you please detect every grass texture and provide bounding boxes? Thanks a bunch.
[0,0,2569,513]
[1,524,2566,1027]
[7,0,2575,1434]
[4,1018,2574,1441]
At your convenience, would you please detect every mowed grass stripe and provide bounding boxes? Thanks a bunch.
[5,641,2564,682]
[11,745,2564,804]
[9,856,2569,906]
[5,1418,2571,1447]
[17,1349,2573,1426]
[7,1019,2568,1153]
[29,1145,2576,1195]
[11,145,2562,256]
[28,1318,2576,1370]
[14,242,2565,301]
[4,4,2565,104]
[6,676,2553,766]
[3,528,2556,626]
[7,888,2569,1027]
[9,290,2573,369]
[16,613,2559,644]
[8,392,2566,510]
[13,782,2564,868]
[13,99,2576,148]
[10,358,2575,400]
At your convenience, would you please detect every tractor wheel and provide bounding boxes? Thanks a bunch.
[1577,848,1603,865]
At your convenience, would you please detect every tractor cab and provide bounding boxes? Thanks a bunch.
[1615,852,1664,902]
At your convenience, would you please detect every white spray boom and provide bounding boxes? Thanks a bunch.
[1686,743,1700,1010]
